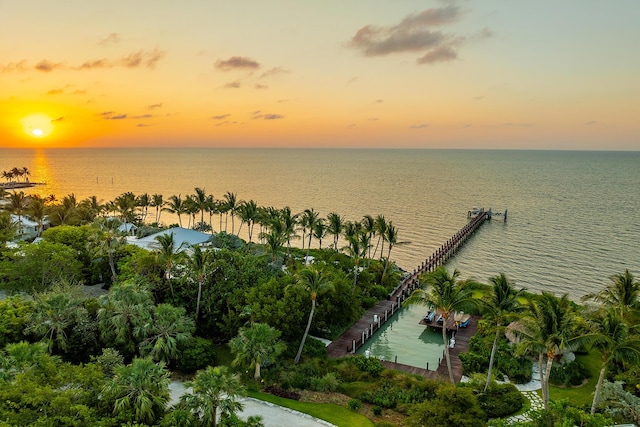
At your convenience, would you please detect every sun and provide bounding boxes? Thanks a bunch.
[21,114,54,139]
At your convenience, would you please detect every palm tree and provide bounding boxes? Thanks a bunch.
[510,292,589,409]
[238,200,259,242]
[97,281,155,356]
[0,212,18,248]
[372,214,387,259]
[154,232,184,298]
[163,194,185,227]
[136,193,150,223]
[588,308,640,414]
[405,267,476,383]
[113,192,137,225]
[102,357,171,425]
[481,273,525,392]
[260,227,286,262]
[302,208,321,256]
[27,196,46,237]
[229,322,286,380]
[326,212,343,251]
[223,191,239,234]
[139,304,195,364]
[181,366,245,427]
[343,234,368,287]
[88,218,126,283]
[312,218,326,249]
[381,222,407,283]
[185,245,212,319]
[361,215,375,259]
[184,195,199,229]
[583,269,640,319]
[280,206,299,259]
[24,283,88,353]
[290,266,334,364]
[8,190,29,226]
[192,187,209,227]
[151,193,164,224]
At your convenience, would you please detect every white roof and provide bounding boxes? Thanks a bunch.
[128,227,212,251]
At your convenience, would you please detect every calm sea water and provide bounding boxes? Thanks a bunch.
[2,148,639,299]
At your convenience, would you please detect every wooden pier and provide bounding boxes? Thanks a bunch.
[326,210,490,381]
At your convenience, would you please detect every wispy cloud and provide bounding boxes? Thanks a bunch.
[98,112,153,120]
[251,111,284,120]
[147,103,163,110]
[585,120,597,126]
[120,49,165,68]
[0,60,28,73]
[410,124,429,129]
[35,60,64,72]
[211,114,231,120]
[215,56,260,71]
[254,84,268,89]
[51,117,65,122]
[259,67,289,78]
[348,6,490,66]
[222,80,242,89]
[98,33,120,46]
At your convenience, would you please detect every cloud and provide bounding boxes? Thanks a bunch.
[35,60,64,72]
[416,45,457,64]
[349,6,489,66]
[137,123,152,127]
[0,61,28,73]
[473,96,485,100]
[373,99,384,104]
[78,59,111,70]
[222,80,242,89]
[585,120,597,126]
[254,84,268,89]
[47,88,65,95]
[98,112,152,120]
[120,48,165,68]
[98,33,120,46]
[211,114,231,120]
[215,56,260,71]
[410,124,429,129]
[131,114,153,119]
[147,103,163,110]
[51,117,65,122]
[259,67,288,78]
[253,113,284,120]
[109,114,128,120]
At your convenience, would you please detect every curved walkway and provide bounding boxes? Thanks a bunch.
[501,364,544,425]
[169,381,336,427]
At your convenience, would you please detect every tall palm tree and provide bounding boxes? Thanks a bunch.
[343,233,368,287]
[192,187,209,227]
[0,211,18,247]
[290,266,334,364]
[583,269,640,319]
[229,322,286,380]
[588,308,640,414]
[326,212,343,251]
[113,192,137,225]
[260,227,286,262]
[405,267,476,383]
[8,191,29,226]
[181,366,245,427]
[223,191,239,234]
[27,197,47,237]
[361,214,375,259]
[204,195,217,234]
[89,218,126,283]
[154,232,184,298]
[279,206,299,259]
[102,357,171,425]
[139,304,195,364]
[302,208,321,256]
[381,222,406,283]
[185,245,211,319]
[312,218,326,249]
[372,214,387,259]
[136,193,150,223]
[481,273,525,392]
[150,193,164,224]
[510,292,589,409]
[237,199,259,242]
[163,194,185,227]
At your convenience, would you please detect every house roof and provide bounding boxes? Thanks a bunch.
[128,227,212,251]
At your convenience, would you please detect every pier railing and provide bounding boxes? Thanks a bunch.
[332,209,490,357]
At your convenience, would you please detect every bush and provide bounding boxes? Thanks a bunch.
[350,355,384,377]
[263,386,301,401]
[550,359,590,387]
[373,406,383,416]
[478,383,524,418]
[347,399,362,412]
[175,337,216,373]
[303,337,328,359]
[310,372,340,392]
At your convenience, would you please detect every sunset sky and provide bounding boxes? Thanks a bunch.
[1,1,639,149]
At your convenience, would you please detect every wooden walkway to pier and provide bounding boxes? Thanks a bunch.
[326,210,489,382]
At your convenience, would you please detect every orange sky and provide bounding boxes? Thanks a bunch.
[1,1,639,149]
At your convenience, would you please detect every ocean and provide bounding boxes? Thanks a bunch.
[2,148,639,299]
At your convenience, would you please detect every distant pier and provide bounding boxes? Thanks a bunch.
[0,182,45,190]
[326,209,492,381]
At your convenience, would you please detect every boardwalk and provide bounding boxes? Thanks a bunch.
[326,211,489,382]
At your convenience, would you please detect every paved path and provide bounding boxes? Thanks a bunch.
[169,381,335,427]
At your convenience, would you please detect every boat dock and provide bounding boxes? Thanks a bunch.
[326,210,491,381]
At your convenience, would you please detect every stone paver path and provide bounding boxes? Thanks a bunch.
[504,390,544,424]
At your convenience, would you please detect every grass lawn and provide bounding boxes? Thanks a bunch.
[549,350,602,407]
[247,390,374,427]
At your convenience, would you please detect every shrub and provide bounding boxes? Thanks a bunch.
[373,406,383,416]
[310,372,340,392]
[478,383,524,418]
[347,399,362,412]
[175,337,216,373]
[264,385,301,401]
[550,359,590,387]
[350,355,384,377]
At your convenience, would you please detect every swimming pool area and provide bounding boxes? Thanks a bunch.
[356,303,446,370]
